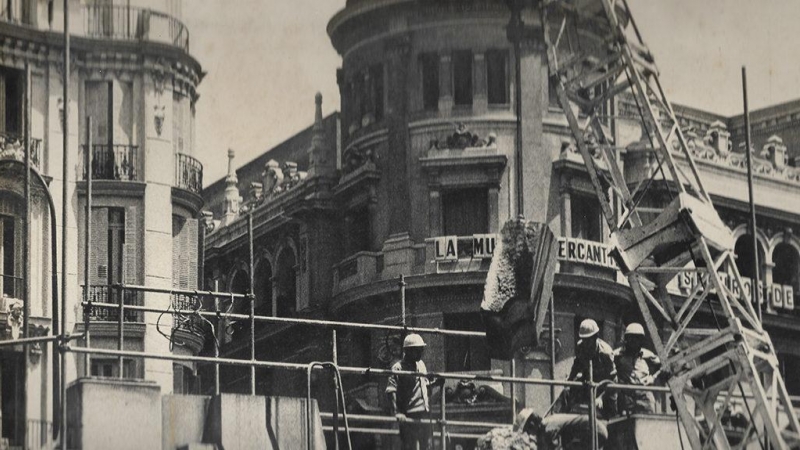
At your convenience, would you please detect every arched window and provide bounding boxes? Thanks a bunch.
[734,235,766,279]
[275,249,297,317]
[253,260,273,316]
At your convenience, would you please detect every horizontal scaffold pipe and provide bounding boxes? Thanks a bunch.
[110,283,250,299]
[319,412,510,429]
[0,333,84,347]
[320,426,485,439]
[80,300,486,338]
[65,346,671,393]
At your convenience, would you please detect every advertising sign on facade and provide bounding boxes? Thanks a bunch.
[677,271,795,311]
[433,234,498,261]
[556,237,617,270]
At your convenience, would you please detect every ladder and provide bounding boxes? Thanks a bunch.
[538,0,800,448]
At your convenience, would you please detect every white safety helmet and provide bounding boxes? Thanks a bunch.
[403,333,427,348]
[578,319,600,339]
[624,323,645,336]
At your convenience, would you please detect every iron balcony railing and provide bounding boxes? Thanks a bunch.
[83,4,190,52]
[175,152,203,194]
[0,273,24,300]
[81,144,139,181]
[0,132,42,170]
[82,285,143,323]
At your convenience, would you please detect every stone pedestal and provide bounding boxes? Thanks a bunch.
[67,378,162,450]
[203,394,268,450]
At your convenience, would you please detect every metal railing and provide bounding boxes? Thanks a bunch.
[83,4,189,51]
[0,2,190,52]
[175,153,203,194]
[82,285,142,323]
[0,132,42,170]
[81,144,139,181]
[0,273,24,300]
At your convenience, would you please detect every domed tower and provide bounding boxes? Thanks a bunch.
[0,0,204,439]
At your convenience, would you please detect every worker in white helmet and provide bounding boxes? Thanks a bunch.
[566,318,617,416]
[386,333,440,450]
[613,322,662,414]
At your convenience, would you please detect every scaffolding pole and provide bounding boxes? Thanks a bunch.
[59,0,71,446]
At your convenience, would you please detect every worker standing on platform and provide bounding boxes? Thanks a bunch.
[386,333,435,450]
[613,323,662,414]
[566,319,617,416]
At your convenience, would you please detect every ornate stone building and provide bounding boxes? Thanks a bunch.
[201,0,800,445]
[0,0,203,445]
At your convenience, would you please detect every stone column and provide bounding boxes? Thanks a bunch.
[488,180,500,234]
[384,35,412,236]
[428,183,442,237]
[559,174,572,237]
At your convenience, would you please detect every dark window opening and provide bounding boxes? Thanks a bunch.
[453,51,473,106]
[1,353,23,446]
[781,354,800,396]
[345,207,371,257]
[1,216,15,298]
[772,243,799,289]
[486,50,508,105]
[0,67,23,136]
[442,188,488,236]
[90,357,137,379]
[420,53,440,110]
[173,363,199,395]
[253,261,273,317]
[444,313,490,372]
[369,64,384,123]
[275,250,297,317]
[734,236,765,280]
[570,195,602,242]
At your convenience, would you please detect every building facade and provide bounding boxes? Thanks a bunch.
[201,0,800,445]
[0,0,203,445]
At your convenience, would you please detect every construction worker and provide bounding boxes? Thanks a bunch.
[386,333,439,450]
[613,322,662,414]
[515,408,608,450]
[566,318,616,416]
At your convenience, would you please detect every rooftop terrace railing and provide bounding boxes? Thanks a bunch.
[0,1,190,52]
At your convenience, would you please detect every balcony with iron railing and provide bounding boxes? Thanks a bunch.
[0,132,42,171]
[0,1,189,52]
[82,285,143,323]
[81,144,139,181]
[175,153,203,194]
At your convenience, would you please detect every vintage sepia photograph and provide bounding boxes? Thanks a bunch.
[0,0,799,448]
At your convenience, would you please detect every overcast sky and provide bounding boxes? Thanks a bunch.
[183,0,800,184]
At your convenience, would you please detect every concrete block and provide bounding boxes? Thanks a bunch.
[162,395,210,450]
[265,396,326,449]
[203,394,268,450]
[607,415,685,450]
[67,377,162,450]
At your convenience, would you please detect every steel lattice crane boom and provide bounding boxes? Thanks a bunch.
[536,0,800,448]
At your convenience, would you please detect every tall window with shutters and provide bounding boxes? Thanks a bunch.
[172,215,199,291]
[86,206,140,322]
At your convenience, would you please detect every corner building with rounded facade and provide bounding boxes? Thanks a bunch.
[202,0,800,445]
[0,0,205,444]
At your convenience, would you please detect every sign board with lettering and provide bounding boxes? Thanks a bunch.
[677,271,794,311]
[556,237,617,270]
[472,234,497,258]
[434,236,458,261]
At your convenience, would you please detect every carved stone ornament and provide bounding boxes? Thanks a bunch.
[342,145,377,174]
[154,105,166,136]
[6,298,23,340]
[429,123,497,151]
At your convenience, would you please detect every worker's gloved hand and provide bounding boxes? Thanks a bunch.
[395,413,407,423]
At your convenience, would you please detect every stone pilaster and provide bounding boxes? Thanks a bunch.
[384,35,412,236]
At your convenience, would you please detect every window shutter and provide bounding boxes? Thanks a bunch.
[123,206,138,284]
[89,208,109,287]
[172,216,182,289]
[186,218,198,289]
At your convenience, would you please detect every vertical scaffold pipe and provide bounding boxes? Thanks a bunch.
[60,0,71,446]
